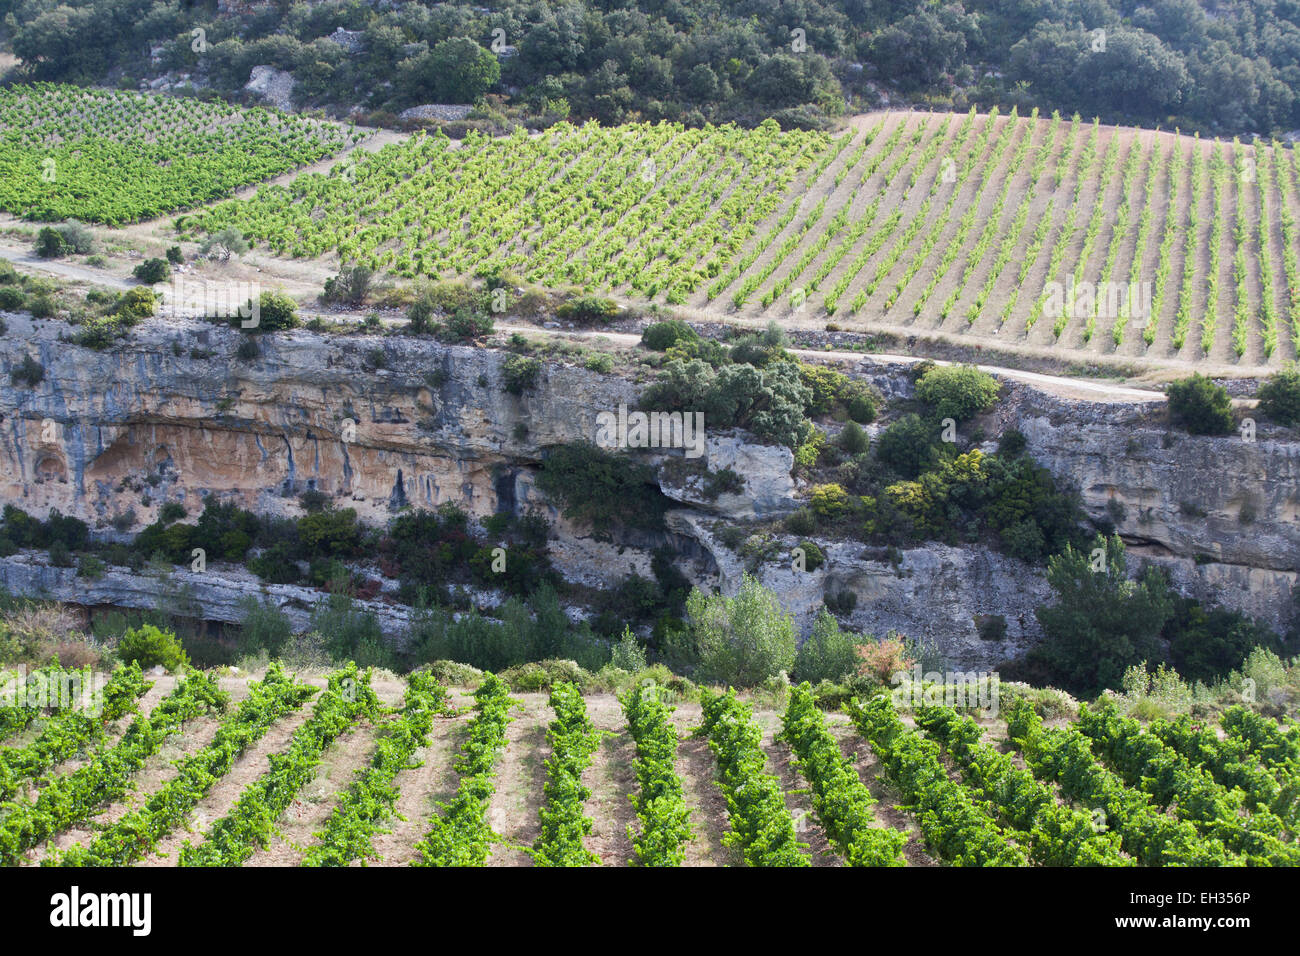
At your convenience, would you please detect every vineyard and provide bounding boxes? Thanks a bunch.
[0,84,357,224]
[2,666,1297,867]
[164,107,1300,369]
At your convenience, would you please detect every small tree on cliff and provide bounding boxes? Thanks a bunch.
[686,574,797,687]
[1029,534,1173,697]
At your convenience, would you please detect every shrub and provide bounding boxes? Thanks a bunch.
[438,306,493,342]
[1163,597,1287,685]
[854,637,913,685]
[809,483,850,519]
[117,624,189,672]
[0,288,24,312]
[199,227,249,260]
[687,575,796,687]
[1256,365,1300,427]
[55,221,95,254]
[132,258,171,284]
[34,227,70,259]
[1166,373,1234,435]
[240,291,299,333]
[583,352,614,373]
[0,260,18,285]
[557,295,619,324]
[1027,535,1174,697]
[914,364,1001,422]
[322,264,374,306]
[610,627,648,671]
[783,508,817,536]
[27,293,57,318]
[116,287,157,320]
[236,596,293,658]
[997,428,1028,457]
[874,413,944,479]
[536,441,664,533]
[839,379,878,424]
[159,502,186,524]
[10,354,44,387]
[641,319,698,351]
[798,363,849,416]
[502,355,541,395]
[795,540,825,572]
[165,246,184,265]
[794,609,861,684]
[838,420,869,455]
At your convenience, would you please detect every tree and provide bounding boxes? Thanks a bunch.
[1031,535,1174,697]
[404,37,500,103]
[200,228,250,262]
[794,609,861,684]
[687,575,797,687]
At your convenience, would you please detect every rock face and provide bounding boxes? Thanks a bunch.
[244,66,295,112]
[1,317,1296,666]
[398,105,473,123]
[1007,385,1300,573]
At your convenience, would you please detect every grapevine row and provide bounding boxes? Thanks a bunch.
[698,688,809,866]
[302,671,451,866]
[531,682,602,866]
[780,684,905,866]
[52,664,314,866]
[178,665,380,867]
[846,695,1028,866]
[619,682,693,866]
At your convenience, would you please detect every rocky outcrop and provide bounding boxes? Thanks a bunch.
[1006,386,1300,573]
[244,66,295,112]
[398,105,473,123]
[2,316,1297,663]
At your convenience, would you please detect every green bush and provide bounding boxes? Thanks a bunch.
[1163,597,1288,685]
[132,258,171,284]
[10,354,44,387]
[557,294,619,324]
[165,246,184,265]
[536,441,665,533]
[1024,536,1173,697]
[839,379,878,423]
[116,287,156,320]
[238,291,299,333]
[0,288,24,311]
[34,227,70,259]
[798,363,849,416]
[641,319,698,351]
[1166,373,1234,435]
[686,575,796,687]
[874,414,945,479]
[838,420,869,455]
[117,624,190,672]
[502,355,541,395]
[793,609,861,684]
[27,293,57,318]
[236,596,293,658]
[795,540,825,571]
[438,306,493,342]
[1256,365,1300,427]
[0,260,19,285]
[914,364,1001,422]
[641,358,812,448]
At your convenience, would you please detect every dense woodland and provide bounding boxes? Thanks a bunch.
[2,0,1300,136]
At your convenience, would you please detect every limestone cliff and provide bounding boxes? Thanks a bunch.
[1,315,1296,669]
